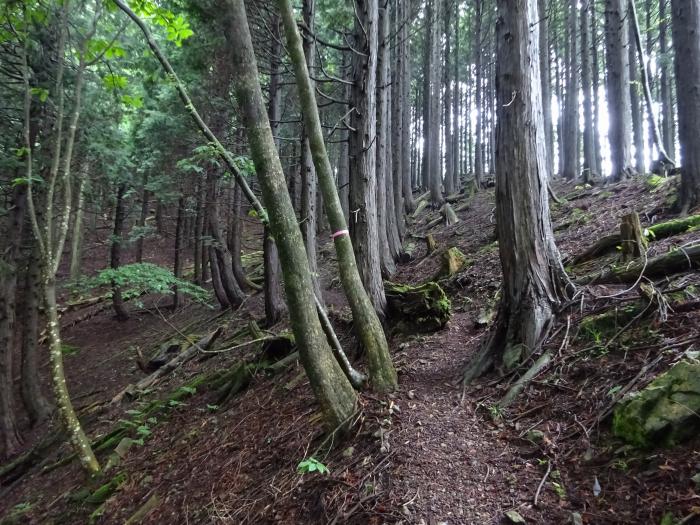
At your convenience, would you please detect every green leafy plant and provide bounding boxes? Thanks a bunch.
[297,457,329,475]
[78,263,209,303]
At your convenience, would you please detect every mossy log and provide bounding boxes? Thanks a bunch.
[385,281,451,333]
[577,243,700,284]
[412,199,428,219]
[570,214,700,265]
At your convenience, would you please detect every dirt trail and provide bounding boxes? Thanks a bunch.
[2,178,700,525]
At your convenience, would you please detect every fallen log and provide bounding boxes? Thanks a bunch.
[424,203,460,230]
[576,243,700,285]
[568,213,700,265]
[567,234,620,266]
[112,327,223,403]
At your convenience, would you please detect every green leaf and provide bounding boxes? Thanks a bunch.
[103,74,128,90]
[297,457,329,475]
[121,94,143,108]
[30,87,49,102]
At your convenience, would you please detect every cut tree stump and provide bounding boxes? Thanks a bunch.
[440,203,459,225]
[436,247,469,278]
[620,212,647,262]
[426,234,437,254]
[576,243,700,284]
[385,281,451,333]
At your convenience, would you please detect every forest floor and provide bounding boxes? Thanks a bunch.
[2,176,700,525]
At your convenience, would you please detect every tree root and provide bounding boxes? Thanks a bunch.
[499,352,552,408]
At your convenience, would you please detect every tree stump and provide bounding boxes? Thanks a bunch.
[620,212,647,262]
[426,234,437,254]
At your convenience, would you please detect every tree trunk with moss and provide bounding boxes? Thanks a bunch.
[278,0,397,391]
[44,277,100,474]
[225,0,358,426]
[464,0,572,384]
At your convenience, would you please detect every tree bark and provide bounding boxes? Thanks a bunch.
[671,0,700,212]
[349,0,388,316]
[474,0,484,188]
[563,1,579,180]
[172,196,185,309]
[0,186,25,458]
[464,0,573,384]
[400,0,415,213]
[605,0,637,180]
[628,14,646,173]
[207,170,245,308]
[581,1,597,182]
[21,239,52,426]
[69,163,88,279]
[226,0,358,426]
[110,183,129,322]
[265,16,286,326]
[279,0,397,391]
[660,0,675,158]
[539,0,554,178]
[376,4,396,276]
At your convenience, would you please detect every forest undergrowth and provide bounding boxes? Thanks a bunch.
[1,176,699,525]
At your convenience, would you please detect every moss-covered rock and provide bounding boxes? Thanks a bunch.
[612,360,700,448]
[385,281,451,333]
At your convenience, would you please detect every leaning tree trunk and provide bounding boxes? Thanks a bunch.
[226,0,358,427]
[671,0,700,212]
[464,0,573,384]
[279,0,398,391]
[44,275,100,474]
[605,0,637,180]
[348,0,388,316]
